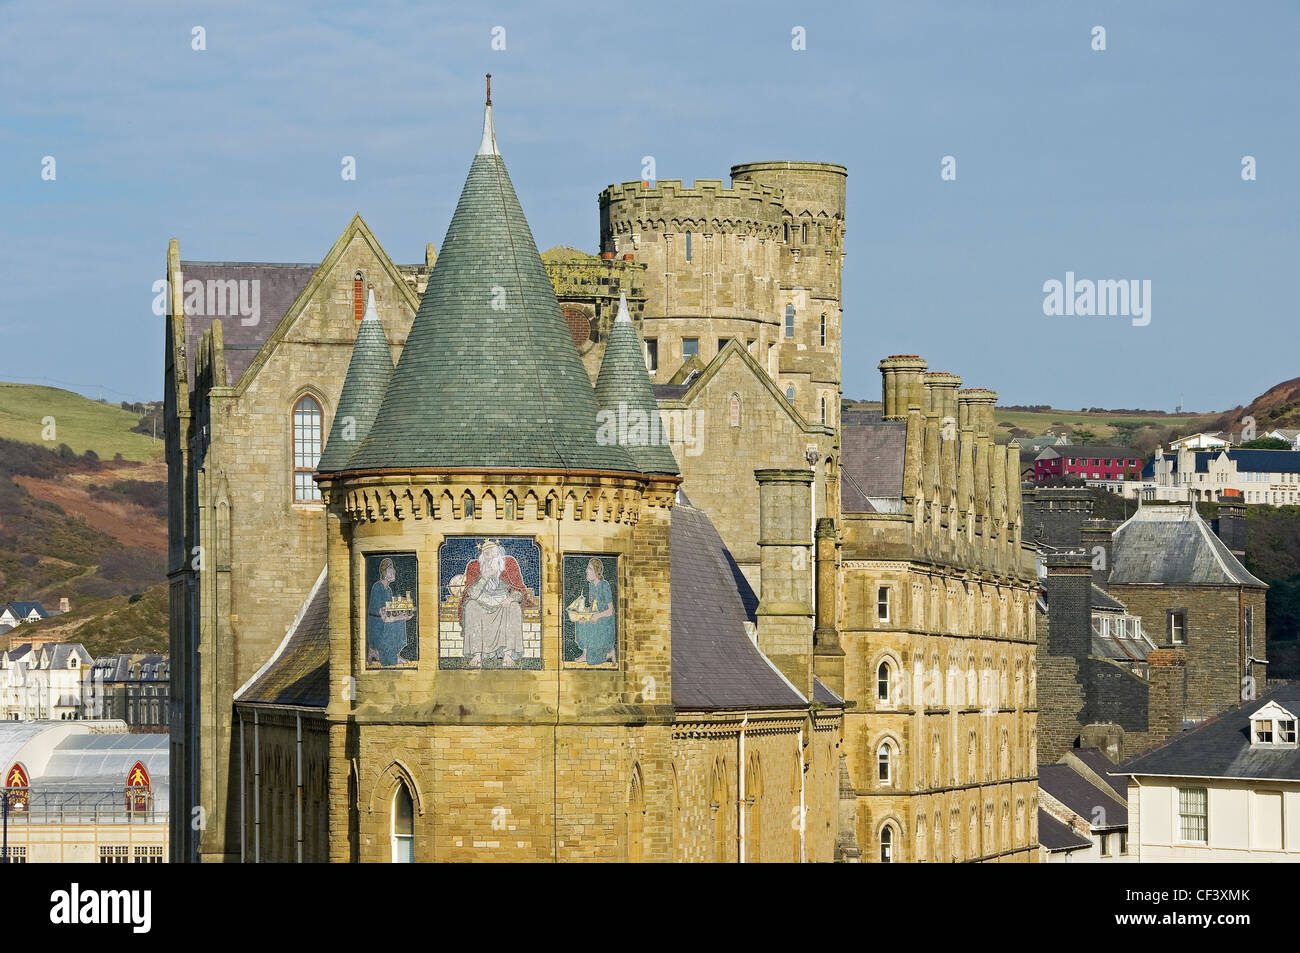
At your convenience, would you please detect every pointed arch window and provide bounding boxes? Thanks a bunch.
[877,740,893,785]
[876,660,892,704]
[729,393,741,428]
[820,394,828,425]
[292,395,323,503]
[784,304,795,338]
[879,823,895,863]
[391,780,414,863]
[785,384,795,403]
[800,222,808,244]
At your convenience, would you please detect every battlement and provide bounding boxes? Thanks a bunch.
[599,177,784,206]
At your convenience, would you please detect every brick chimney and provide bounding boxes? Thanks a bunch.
[755,468,816,699]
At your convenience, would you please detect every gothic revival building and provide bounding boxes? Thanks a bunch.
[165,89,1037,863]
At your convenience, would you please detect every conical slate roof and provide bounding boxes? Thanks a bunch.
[595,294,680,475]
[347,103,637,473]
[317,290,395,472]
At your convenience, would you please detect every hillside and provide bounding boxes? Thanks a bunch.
[1209,376,1300,436]
[0,385,168,656]
[0,382,163,462]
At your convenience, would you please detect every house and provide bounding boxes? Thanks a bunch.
[1125,447,1300,504]
[1169,432,1230,451]
[1266,428,1300,450]
[1122,686,1300,862]
[87,654,169,731]
[0,643,94,720]
[1037,749,1133,863]
[1033,445,1144,484]
[0,602,48,629]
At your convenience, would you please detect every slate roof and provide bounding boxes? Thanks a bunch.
[1090,584,1126,612]
[1037,445,1141,462]
[593,295,680,474]
[1149,449,1300,475]
[1069,748,1129,801]
[841,421,907,511]
[1038,809,1091,852]
[671,503,808,711]
[235,570,329,708]
[1122,684,1300,781]
[813,678,844,707]
[348,107,636,473]
[1038,763,1127,828]
[1110,503,1265,587]
[6,602,47,619]
[177,262,317,390]
[317,290,396,472]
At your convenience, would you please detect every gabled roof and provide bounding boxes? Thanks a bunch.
[1037,445,1140,462]
[1110,503,1265,587]
[235,569,329,708]
[348,104,636,473]
[1038,762,1127,829]
[317,290,395,472]
[1067,748,1129,801]
[6,602,47,619]
[841,421,907,510]
[593,295,679,475]
[1122,685,1300,782]
[1038,809,1092,852]
[671,503,807,711]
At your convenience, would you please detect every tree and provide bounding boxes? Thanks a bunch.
[1238,436,1292,450]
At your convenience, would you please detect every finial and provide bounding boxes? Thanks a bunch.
[486,73,492,106]
[363,288,378,322]
[615,292,632,323]
[478,78,499,156]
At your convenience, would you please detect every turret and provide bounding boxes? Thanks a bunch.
[317,289,395,472]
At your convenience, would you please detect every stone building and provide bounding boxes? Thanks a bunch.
[1030,489,1267,763]
[168,96,850,863]
[834,357,1041,862]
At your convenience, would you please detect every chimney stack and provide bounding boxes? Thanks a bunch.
[1214,493,1247,558]
[813,517,845,697]
[1044,550,1094,662]
[878,355,928,421]
[1079,520,1118,589]
[755,469,816,698]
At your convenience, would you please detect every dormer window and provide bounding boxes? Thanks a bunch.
[1250,702,1299,749]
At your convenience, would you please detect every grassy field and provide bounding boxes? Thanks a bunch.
[993,408,1219,443]
[0,383,162,462]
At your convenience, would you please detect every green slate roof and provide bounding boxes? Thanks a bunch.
[348,105,636,473]
[595,294,680,475]
[317,290,395,472]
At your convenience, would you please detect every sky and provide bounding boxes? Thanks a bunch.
[1,1,1295,410]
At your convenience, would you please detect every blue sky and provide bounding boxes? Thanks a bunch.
[1,1,1295,409]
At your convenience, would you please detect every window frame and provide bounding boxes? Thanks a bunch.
[784,305,795,338]
[681,337,699,361]
[1177,786,1208,844]
[291,392,325,505]
[391,780,415,863]
[644,338,658,373]
[1167,608,1188,645]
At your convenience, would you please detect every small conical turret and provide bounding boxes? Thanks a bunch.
[318,289,395,471]
[594,294,680,475]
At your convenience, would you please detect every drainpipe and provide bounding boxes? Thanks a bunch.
[738,713,748,863]
[799,727,807,864]
[253,709,261,863]
[238,711,245,864]
[296,712,303,864]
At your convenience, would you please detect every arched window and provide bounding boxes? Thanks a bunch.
[916,814,927,862]
[967,730,977,781]
[353,271,365,321]
[876,660,891,703]
[819,313,826,346]
[784,304,795,338]
[462,491,475,519]
[729,393,741,428]
[391,780,414,863]
[800,222,808,244]
[292,395,323,503]
[877,741,893,786]
[684,230,692,263]
[999,729,1009,777]
[783,222,790,243]
[785,384,795,402]
[879,823,895,863]
[820,394,828,424]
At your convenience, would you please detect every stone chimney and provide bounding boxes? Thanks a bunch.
[813,517,844,696]
[878,355,928,421]
[1079,520,1117,589]
[923,371,962,427]
[58,597,70,614]
[1146,649,1188,743]
[755,469,816,698]
[1214,493,1247,558]
[1044,551,1093,662]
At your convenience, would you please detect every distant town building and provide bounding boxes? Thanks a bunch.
[1120,447,1300,504]
[88,655,170,731]
[1037,749,1132,863]
[1122,687,1300,862]
[1169,431,1230,451]
[1265,428,1300,450]
[0,720,167,863]
[1010,432,1071,456]
[1032,445,1144,484]
[0,602,48,631]
[0,643,93,721]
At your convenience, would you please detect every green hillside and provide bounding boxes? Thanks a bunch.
[0,383,162,462]
[993,408,1218,445]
